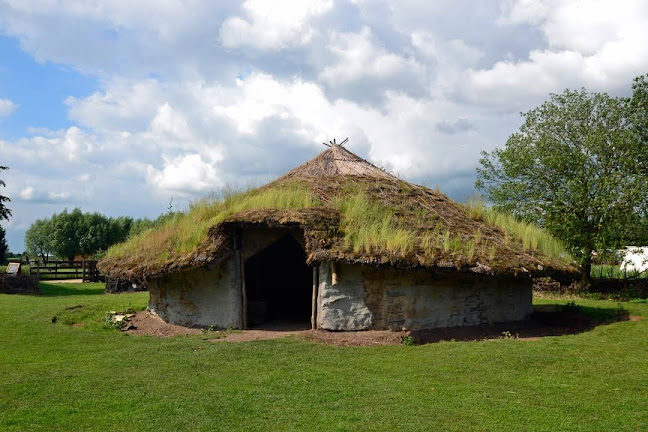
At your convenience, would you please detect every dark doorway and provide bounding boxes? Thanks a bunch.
[244,234,312,327]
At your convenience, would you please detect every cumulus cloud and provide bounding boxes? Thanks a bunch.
[19,186,34,200]
[220,0,333,50]
[146,152,224,195]
[498,0,551,26]
[65,80,165,132]
[466,0,648,108]
[0,1,239,80]
[0,98,17,117]
[319,27,428,103]
[1,0,647,251]
[17,185,70,203]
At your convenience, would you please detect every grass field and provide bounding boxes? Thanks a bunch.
[1,283,646,431]
[592,264,648,279]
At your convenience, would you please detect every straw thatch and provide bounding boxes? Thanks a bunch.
[98,145,576,281]
[280,143,394,179]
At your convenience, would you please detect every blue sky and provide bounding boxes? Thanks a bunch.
[1,0,647,253]
[0,35,96,139]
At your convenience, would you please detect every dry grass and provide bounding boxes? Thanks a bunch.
[465,198,571,263]
[106,182,319,262]
[334,189,416,255]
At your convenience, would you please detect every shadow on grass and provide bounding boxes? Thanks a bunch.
[39,283,105,297]
[410,303,631,344]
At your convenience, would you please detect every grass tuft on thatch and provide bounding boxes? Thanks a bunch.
[464,198,570,263]
[106,181,319,263]
[333,187,415,255]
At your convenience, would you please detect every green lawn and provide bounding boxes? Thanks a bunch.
[1,283,646,431]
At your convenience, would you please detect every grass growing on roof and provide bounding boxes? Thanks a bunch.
[105,181,319,262]
[334,188,415,255]
[104,178,575,272]
[465,198,573,264]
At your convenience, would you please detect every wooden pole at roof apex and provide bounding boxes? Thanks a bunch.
[321,137,349,148]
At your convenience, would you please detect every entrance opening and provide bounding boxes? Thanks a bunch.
[244,234,312,327]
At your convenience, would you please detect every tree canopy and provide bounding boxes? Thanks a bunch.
[0,165,11,221]
[0,225,8,264]
[25,209,172,261]
[476,82,648,282]
[24,218,52,263]
[631,73,648,147]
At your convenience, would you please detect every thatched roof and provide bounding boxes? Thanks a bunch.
[280,143,394,179]
[98,144,576,281]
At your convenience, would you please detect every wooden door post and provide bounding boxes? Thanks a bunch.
[311,266,319,330]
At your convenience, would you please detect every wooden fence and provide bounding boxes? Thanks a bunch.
[29,260,102,282]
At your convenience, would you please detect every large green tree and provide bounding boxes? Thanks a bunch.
[48,208,85,260]
[0,165,10,221]
[0,166,11,263]
[0,225,8,264]
[476,87,648,283]
[24,218,53,262]
[631,73,648,146]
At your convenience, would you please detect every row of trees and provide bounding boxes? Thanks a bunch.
[24,208,172,262]
[477,73,648,282]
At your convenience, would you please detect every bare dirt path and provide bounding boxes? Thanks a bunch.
[127,311,406,345]
[124,308,636,346]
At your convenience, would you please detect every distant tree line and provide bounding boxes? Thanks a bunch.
[24,208,174,262]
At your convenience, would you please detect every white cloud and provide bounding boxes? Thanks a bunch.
[0,98,17,117]
[2,0,648,252]
[17,185,70,203]
[467,0,648,108]
[410,32,484,96]
[0,1,237,79]
[146,152,224,195]
[65,79,164,132]
[5,72,492,200]
[220,0,333,50]
[319,27,428,101]
[150,102,192,141]
[19,186,34,200]
[498,0,551,26]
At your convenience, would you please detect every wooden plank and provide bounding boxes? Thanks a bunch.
[240,250,247,329]
[331,262,338,285]
[311,266,318,329]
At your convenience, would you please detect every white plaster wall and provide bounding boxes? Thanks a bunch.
[316,263,532,331]
[148,258,242,328]
[317,262,373,331]
[377,275,532,330]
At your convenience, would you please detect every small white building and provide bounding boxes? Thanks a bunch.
[620,246,648,274]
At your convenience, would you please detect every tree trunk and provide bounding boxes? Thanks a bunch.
[579,250,593,288]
